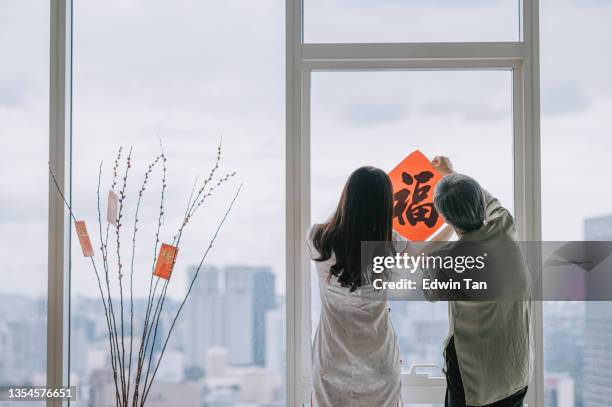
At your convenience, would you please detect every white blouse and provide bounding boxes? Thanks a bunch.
[307,227,405,407]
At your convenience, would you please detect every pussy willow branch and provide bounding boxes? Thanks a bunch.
[52,142,239,407]
[115,148,133,402]
[132,143,167,407]
[141,140,232,400]
[140,280,168,406]
[173,139,222,242]
[48,163,122,405]
[96,162,122,407]
[103,147,126,404]
[127,154,161,404]
[47,163,77,224]
[141,184,242,405]
[141,170,235,397]
[140,140,223,391]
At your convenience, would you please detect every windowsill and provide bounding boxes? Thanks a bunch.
[301,372,446,405]
[401,372,446,403]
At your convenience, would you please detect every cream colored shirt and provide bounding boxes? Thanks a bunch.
[307,227,404,407]
[427,190,534,406]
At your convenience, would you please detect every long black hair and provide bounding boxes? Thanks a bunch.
[312,166,394,291]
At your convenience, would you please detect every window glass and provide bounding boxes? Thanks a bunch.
[541,1,612,406]
[310,70,514,372]
[304,0,520,43]
[72,1,285,405]
[0,1,49,400]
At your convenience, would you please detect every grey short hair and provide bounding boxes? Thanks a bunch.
[434,174,485,232]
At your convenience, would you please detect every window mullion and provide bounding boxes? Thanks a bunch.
[48,1,72,406]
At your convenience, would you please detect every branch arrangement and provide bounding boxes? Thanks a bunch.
[49,140,240,407]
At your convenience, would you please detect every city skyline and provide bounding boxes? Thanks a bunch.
[2,213,611,407]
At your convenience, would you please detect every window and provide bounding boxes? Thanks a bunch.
[307,70,517,401]
[288,1,540,404]
[71,0,285,405]
[310,70,514,372]
[0,0,49,400]
[541,1,612,406]
[304,0,521,43]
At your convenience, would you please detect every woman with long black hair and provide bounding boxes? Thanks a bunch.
[307,166,450,407]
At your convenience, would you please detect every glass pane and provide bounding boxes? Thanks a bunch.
[541,1,612,406]
[304,0,520,43]
[310,70,513,372]
[72,1,285,405]
[0,0,49,399]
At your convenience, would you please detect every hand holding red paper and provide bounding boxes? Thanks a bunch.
[431,155,455,177]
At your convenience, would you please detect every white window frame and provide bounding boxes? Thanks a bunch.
[286,1,542,406]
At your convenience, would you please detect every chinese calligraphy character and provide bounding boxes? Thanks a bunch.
[393,170,439,228]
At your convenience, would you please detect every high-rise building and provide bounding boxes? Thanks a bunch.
[183,266,225,372]
[266,304,285,373]
[225,266,275,367]
[585,215,612,241]
[583,214,612,407]
[205,346,228,377]
[545,373,575,407]
[253,268,276,366]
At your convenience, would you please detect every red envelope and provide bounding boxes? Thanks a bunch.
[153,244,178,280]
[74,220,94,257]
[389,150,445,241]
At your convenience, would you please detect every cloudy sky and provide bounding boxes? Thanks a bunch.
[1,0,611,302]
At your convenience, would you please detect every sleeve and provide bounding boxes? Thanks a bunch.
[482,188,509,221]
[421,260,440,303]
[420,243,454,303]
[305,224,319,260]
[392,230,408,253]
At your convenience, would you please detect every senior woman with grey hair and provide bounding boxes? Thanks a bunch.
[428,156,533,407]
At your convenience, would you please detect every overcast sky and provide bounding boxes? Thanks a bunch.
[1,0,611,299]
